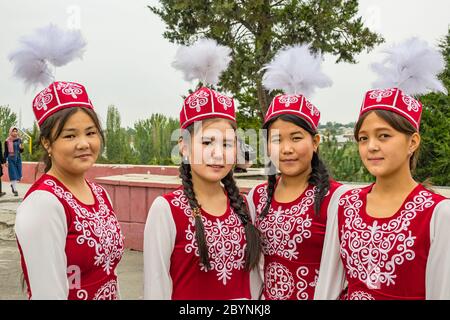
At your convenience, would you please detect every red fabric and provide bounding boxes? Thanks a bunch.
[32,81,94,126]
[252,180,342,300]
[179,87,236,129]
[18,174,124,300]
[359,88,422,129]
[264,94,320,130]
[337,184,446,300]
[162,187,251,300]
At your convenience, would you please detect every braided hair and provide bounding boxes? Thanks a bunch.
[179,120,261,271]
[261,114,330,219]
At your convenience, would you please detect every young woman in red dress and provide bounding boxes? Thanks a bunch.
[315,38,450,300]
[246,44,350,300]
[11,25,124,300]
[143,39,261,300]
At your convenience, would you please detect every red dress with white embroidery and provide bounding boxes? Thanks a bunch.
[249,180,343,300]
[338,184,447,300]
[163,188,251,299]
[17,174,124,300]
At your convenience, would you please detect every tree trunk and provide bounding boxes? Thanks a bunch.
[256,80,270,119]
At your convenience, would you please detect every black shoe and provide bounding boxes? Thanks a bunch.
[0,192,6,197]
[14,191,18,197]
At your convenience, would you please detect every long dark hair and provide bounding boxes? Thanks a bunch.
[179,119,261,271]
[354,109,420,172]
[39,107,105,172]
[261,114,330,219]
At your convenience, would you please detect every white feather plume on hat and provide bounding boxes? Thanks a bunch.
[262,43,332,97]
[172,38,232,86]
[371,37,447,95]
[9,24,87,89]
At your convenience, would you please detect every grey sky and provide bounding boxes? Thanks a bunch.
[1,0,449,130]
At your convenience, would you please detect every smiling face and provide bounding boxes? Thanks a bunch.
[356,111,420,179]
[180,119,237,183]
[268,118,319,178]
[43,109,102,177]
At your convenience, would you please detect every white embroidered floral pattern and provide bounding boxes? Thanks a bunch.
[170,190,245,285]
[294,267,319,300]
[256,185,315,260]
[33,87,53,111]
[349,291,375,300]
[265,262,295,300]
[368,89,396,102]
[278,95,299,107]
[401,93,420,112]
[340,188,434,289]
[186,90,210,112]
[305,100,319,116]
[76,289,88,300]
[214,91,232,110]
[93,280,118,300]
[296,266,309,300]
[44,179,124,275]
[56,82,83,99]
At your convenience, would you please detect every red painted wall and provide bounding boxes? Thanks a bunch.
[94,177,253,251]
[1,161,179,183]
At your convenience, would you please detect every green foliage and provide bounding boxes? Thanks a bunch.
[0,105,18,142]
[133,113,179,165]
[320,137,373,183]
[149,0,383,123]
[104,105,136,164]
[415,28,450,186]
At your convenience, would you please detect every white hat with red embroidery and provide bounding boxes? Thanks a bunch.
[360,37,447,130]
[172,38,236,129]
[9,24,92,127]
[261,44,332,131]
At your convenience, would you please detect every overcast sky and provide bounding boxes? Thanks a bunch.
[1,0,449,130]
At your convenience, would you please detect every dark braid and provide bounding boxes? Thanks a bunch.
[221,171,262,271]
[308,152,330,217]
[260,168,277,220]
[179,162,211,270]
[263,114,331,218]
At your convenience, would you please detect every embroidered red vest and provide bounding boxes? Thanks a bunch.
[252,180,342,300]
[338,184,446,300]
[18,174,124,300]
[163,187,251,300]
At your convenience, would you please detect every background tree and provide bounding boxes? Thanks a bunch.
[320,138,372,183]
[134,114,179,165]
[0,105,18,142]
[149,0,383,126]
[415,28,450,186]
[104,105,135,164]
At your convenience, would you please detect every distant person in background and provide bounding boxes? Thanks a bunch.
[0,137,6,197]
[4,126,23,196]
[234,138,256,173]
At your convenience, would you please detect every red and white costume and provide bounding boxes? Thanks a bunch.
[144,188,259,299]
[315,39,450,299]
[15,174,124,300]
[246,180,349,300]
[315,184,450,299]
[144,40,259,299]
